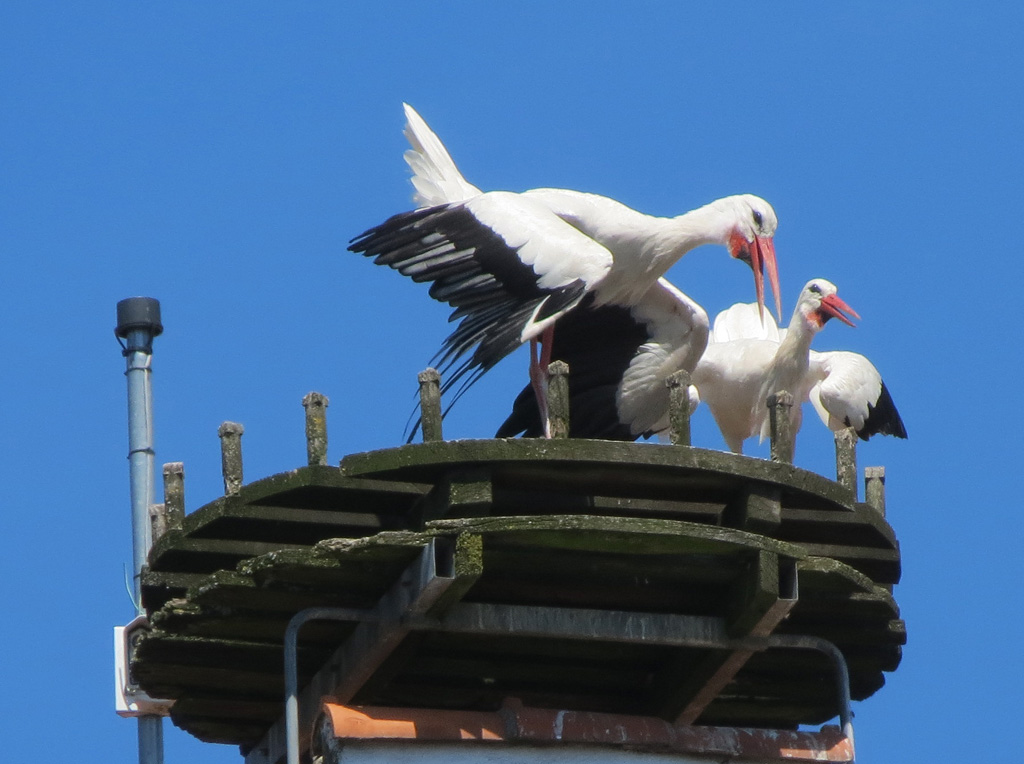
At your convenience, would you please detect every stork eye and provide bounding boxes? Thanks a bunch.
[808,283,822,294]
[752,210,764,228]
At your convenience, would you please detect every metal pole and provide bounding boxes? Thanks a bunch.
[116,297,165,764]
[284,608,377,764]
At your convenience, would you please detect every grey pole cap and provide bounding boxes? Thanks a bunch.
[116,297,163,339]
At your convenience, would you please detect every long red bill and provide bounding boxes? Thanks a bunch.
[755,236,782,322]
[820,293,860,327]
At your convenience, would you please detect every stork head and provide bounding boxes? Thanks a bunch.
[722,195,782,322]
[797,278,860,331]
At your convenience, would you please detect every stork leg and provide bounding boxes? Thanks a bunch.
[529,326,555,438]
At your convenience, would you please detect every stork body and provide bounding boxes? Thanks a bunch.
[497,278,707,439]
[350,105,780,425]
[692,280,906,454]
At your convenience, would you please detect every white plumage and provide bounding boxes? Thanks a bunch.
[350,104,781,426]
[691,280,907,454]
[497,277,707,439]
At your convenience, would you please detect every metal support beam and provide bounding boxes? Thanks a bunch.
[668,553,799,724]
[247,537,468,764]
[410,600,852,757]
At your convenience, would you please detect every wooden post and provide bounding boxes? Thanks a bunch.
[665,370,692,447]
[218,422,244,496]
[834,428,858,497]
[302,392,330,466]
[865,466,886,516]
[547,360,570,439]
[767,391,794,464]
[417,368,443,443]
[162,462,185,530]
[148,503,168,544]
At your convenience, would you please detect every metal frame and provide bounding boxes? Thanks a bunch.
[255,545,854,764]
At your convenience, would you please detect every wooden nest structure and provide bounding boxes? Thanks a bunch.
[130,376,903,764]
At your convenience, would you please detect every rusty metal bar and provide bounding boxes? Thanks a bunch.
[217,422,244,495]
[666,370,692,446]
[547,360,570,439]
[417,368,443,442]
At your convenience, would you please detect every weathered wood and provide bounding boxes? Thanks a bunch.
[417,368,443,442]
[663,552,798,724]
[724,484,782,534]
[547,360,570,439]
[246,537,478,764]
[768,391,795,463]
[131,438,902,750]
[834,428,858,497]
[340,439,854,513]
[218,422,245,495]
[136,510,901,748]
[865,466,886,516]
[162,462,185,530]
[417,468,494,525]
[149,503,170,544]
[302,392,329,467]
[666,369,692,446]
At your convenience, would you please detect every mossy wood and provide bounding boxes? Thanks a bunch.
[133,438,903,752]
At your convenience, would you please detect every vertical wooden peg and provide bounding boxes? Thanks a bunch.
[418,368,443,443]
[547,360,570,439]
[865,466,886,516]
[834,427,858,496]
[218,422,244,495]
[767,391,795,463]
[302,392,330,466]
[666,370,692,447]
[162,461,185,530]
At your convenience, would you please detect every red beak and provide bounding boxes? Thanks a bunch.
[820,293,860,327]
[755,235,782,322]
[730,231,783,322]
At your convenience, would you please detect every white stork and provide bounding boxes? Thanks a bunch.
[691,279,907,454]
[496,278,707,439]
[350,104,781,430]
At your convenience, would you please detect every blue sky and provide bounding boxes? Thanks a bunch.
[2,3,1021,761]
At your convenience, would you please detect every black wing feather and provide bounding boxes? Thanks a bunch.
[854,381,908,441]
[351,204,588,385]
[495,296,650,440]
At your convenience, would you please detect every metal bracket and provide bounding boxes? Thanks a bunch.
[247,537,462,764]
[114,615,174,718]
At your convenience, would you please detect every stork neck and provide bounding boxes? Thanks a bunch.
[652,202,730,260]
[778,312,818,365]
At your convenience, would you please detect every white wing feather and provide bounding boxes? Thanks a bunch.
[710,301,782,343]
[403,103,482,206]
[808,350,884,432]
[617,279,709,435]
